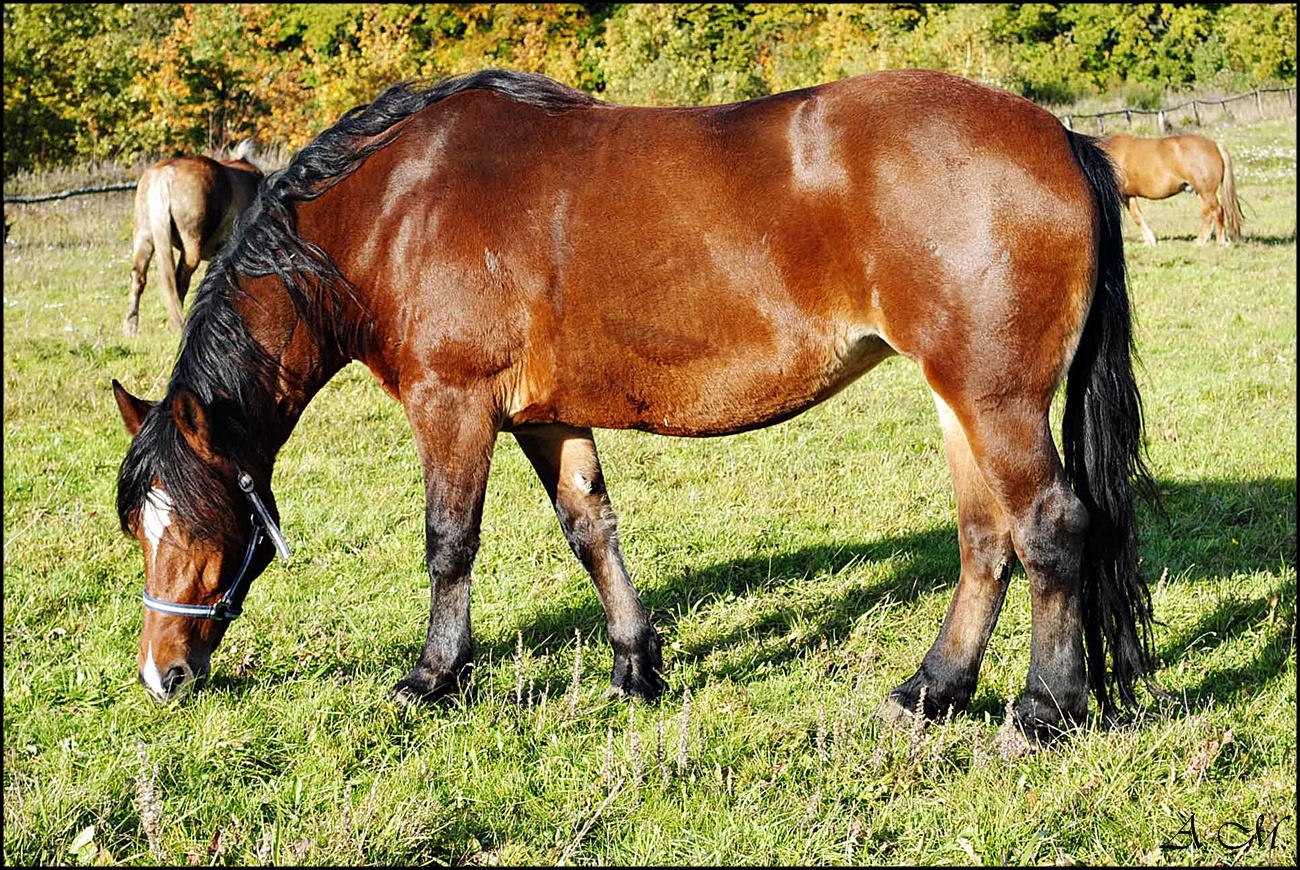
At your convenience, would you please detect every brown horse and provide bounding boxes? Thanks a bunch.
[112,69,1163,741]
[125,142,263,335]
[1100,132,1243,247]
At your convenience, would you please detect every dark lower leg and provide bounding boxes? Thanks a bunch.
[1011,483,1090,740]
[515,425,665,701]
[889,395,1015,719]
[938,400,1090,741]
[392,392,496,703]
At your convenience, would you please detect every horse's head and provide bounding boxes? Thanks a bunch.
[112,380,288,702]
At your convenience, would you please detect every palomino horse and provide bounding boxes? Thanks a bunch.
[125,142,263,335]
[1100,132,1243,247]
[113,69,1162,740]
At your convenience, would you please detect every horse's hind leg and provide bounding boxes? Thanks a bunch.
[391,384,499,704]
[967,403,1089,739]
[885,393,1016,720]
[1194,189,1223,247]
[1125,196,1157,246]
[168,236,202,330]
[514,424,666,701]
[1190,187,1222,245]
[917,374,1090,741]
[124,228,153,336]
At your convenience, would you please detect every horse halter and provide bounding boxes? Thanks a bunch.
[141,472,291,621]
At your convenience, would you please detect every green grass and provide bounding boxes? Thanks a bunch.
[4,117,1295,866]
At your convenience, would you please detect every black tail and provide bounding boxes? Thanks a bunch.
[1063,131,1162,717]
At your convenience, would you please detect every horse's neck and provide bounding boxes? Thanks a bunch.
[231,281,349,460]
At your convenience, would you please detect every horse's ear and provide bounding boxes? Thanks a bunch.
[112,379,155,436]
[172,388,217,463]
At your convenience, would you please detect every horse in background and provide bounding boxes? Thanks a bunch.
[125,141,263,335]
[1100,132,1243,247]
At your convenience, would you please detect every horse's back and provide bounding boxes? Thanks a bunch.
[301,70,1099,435]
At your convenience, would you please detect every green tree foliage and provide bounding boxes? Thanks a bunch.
[3,3,178,176]
[3,2,1295,178]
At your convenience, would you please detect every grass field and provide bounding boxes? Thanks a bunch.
[4,117,1295,866]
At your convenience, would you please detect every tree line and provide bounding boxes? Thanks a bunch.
[4,3,1295,178]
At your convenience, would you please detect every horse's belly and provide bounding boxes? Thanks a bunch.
[510,328,894,436]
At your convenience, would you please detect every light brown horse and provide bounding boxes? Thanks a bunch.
[125,142,263,335]
[1100,132,1243,247]
[112,69,1163,742]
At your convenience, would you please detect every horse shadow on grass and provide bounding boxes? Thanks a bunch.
[475,474,1294,714]
[1143,230,1295,246]
[211,476,1294,714]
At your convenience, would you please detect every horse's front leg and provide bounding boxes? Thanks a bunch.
[391,382,499,704]
[1125,196,1157,246]
[514,424,666,701]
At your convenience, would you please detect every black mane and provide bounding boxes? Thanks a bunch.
[118,70,598,539]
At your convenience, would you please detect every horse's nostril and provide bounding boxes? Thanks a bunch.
[162,664,192,695]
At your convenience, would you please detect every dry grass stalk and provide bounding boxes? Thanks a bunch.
[831,715,847,766]
[993,697,1032,760]
[558,777,624,865]
[676,685,693,773]
[134,740,164,861]
[845,817,864,863]
[340,780,363,863]
[907,685,928,760]
[802,789,822,826]
[514,630,524,708]
[867,731,887,774]
[253,829,273,865]
[628,705,644,794]
[934,703,955,762]
[656,712,668,784]
[567,628,583,717]
[1182,728,1234,785]
[598,722,616,791]
[815,704,828,765]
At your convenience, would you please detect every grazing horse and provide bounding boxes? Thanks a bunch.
[1100,132,1243,247]
[112,69,1162,741]
[125,142,263,335]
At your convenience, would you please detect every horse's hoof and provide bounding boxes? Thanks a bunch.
[875,696,916,725]
[609,658,666,703]
[123,319,139,337]
[389,667,464,705]
[1011,694,1083,746]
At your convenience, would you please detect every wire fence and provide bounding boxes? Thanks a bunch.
[3,181,136,204]
[1060,86,1296,135]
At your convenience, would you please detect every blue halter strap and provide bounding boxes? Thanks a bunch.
[141,471,290,621]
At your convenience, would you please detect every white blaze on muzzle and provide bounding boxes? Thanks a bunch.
[141,643,166,697]
[141,487,174,571]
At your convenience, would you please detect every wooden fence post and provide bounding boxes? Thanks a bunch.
[1098,114,1105,135]
[1192,100,1200,126]
[1256,89,1264,118]
[1157,110,1165,134]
